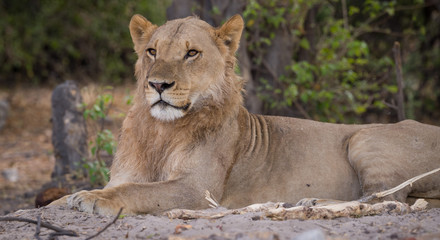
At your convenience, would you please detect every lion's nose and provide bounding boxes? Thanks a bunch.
[148,81,175,94]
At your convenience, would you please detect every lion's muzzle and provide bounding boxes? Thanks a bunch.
[149,81,175,94]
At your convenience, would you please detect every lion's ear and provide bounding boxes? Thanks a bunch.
[217,14,244,55]
[129,14,157,56]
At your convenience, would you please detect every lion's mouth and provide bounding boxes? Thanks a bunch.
[152,100,190,111]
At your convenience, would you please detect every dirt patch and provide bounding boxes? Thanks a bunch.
[0,206,440,239]
[0,84,133,215]
[0,87,54,215]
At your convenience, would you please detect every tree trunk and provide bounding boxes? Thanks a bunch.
[51,81,88,179]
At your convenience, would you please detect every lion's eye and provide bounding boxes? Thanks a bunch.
[146,48,156,57]
[185,49,199,58]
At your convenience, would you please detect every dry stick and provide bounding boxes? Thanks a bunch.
[392,41,406,121]
[84,207,123,240]
[34,214,42,240]
[0,216,78,237]
[341,0,349,30]
[205,190,220,208]
[358,167,440,203]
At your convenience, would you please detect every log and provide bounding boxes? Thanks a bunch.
[166,200,427,221]
[265,200,427,221]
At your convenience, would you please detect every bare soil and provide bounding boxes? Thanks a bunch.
[0,85,131,215]
[0,87,54,215]
[0,86,439,239]
[0,206,440,239]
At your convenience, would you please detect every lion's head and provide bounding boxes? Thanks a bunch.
[129,14,244,122]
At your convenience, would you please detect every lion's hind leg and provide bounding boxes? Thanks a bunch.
[348,129,412,203]
[347,121,440,204]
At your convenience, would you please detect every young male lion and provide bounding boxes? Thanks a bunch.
[57,14,440,215]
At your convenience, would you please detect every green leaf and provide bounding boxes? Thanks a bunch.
[91,146,97,156]
[300,92,309,103]
[299,38,310,50]
[385,7,395,16]
[348,6,360,16]
[285,84,298,98]
[212,6,220,15]
[355,105,367,114]
[373,100,386,109]
[386,85,398,93]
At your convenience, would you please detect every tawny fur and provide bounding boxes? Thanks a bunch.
[51,14,440,216]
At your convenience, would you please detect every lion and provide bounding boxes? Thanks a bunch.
[53,14,440,215]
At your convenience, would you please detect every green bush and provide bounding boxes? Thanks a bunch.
[0,0,171,85]
[244,0,440,123]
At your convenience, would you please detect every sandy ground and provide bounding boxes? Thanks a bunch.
[0,87,55,215]
[0,205,440,239]
[1,86,440,239]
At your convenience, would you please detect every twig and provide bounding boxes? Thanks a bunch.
[359,167,440,203]
[392,41,406,121]
[341,0,348,30]
[292,99,312,120]
[0,216,78,237]
[85,207,123,240]
[205,190,220,208]
[34,214,42,240]
[383,100,398,110]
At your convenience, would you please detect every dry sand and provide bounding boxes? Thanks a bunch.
[0,205,439,239]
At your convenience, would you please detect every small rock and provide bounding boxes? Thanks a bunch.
[1,168,19,182]
[292,229,326,240]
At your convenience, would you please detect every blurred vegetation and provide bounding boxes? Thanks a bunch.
[0,0,171,86]
[244,0,439,123]
[80,89,115,186]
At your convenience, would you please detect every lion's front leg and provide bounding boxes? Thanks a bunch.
[67,188,128,216]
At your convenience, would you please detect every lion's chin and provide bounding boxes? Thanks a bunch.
[150,101,190,122]
[150,105,185,121]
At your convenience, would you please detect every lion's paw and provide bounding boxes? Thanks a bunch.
[67,190,124,216]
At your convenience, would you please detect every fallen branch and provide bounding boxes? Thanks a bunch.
[0,216,78,237]
[266,199,427,220]
[358,167,440,203]
[166,199,428,221]
[85,207,123,240]
[166,202,283,220]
